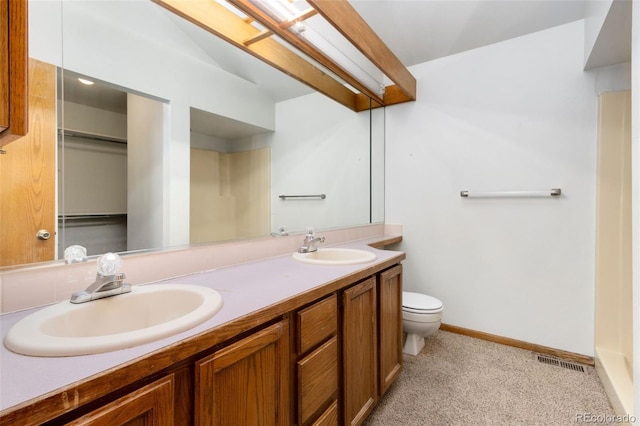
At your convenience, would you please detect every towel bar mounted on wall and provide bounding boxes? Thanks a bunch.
[279,194,326,200]
[460,189,562,198]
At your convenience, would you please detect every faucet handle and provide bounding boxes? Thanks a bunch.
[306,227,315,236]
[97,252,122,276]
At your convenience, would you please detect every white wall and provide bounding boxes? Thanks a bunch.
[371,107,386,223]
[386,21,601,356]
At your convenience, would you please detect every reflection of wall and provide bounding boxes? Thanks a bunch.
[371,106,385,223]
[190,147,270,243]
[127,93,168,251]
[594,91,633,414]
[271,93,371,232]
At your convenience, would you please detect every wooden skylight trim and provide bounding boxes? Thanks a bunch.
[280,8,317,29]
[153,0,416,111]
[227,0,386,104]
[308,0,416,102]
[154,0,359,110]
[244,29,273,46]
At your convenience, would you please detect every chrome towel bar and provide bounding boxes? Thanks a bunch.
[460,188,561,198]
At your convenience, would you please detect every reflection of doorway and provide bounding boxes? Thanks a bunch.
[0,59,56,267]
[57,71,128,257]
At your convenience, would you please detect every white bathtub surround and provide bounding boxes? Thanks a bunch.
[0,223,399,314]
[594,91,633,416]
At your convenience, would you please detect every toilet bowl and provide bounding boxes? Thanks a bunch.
[402,291,443,356]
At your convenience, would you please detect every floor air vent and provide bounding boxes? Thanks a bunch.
[536,354,585,372]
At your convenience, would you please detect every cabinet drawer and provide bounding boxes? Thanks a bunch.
[298,294,337,354]
[298,336,338,425]
[312,400,338,426]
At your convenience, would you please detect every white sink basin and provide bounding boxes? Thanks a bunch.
[293,248,376,265]
[4,284,223,357]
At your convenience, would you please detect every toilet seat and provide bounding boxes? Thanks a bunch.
[402,291,443,314]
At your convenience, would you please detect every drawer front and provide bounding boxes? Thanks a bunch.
[298,337,338,425]
[312,400,338,426]
[298,294,337,354]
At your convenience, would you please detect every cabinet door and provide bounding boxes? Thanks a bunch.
[0,0,28,145]
[342,277,377,426]
[195,320,290,426]
[1,0,8,132]
[378,264,403,395]
[65,375,174,425]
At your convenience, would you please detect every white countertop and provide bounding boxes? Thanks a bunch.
[0,239,403,414]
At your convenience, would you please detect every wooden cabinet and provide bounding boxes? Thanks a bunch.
[195,320,290,426]
[65,375,175,425]
[296,295,339,425]
[298,337,338,425]
[0,0,28,145]
[342,277,378,426]
[378,264,403,396]
[2,258,405,426]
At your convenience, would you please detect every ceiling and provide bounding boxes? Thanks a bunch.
[162,0,591,101]
[61,0,600,140]
[59,71,128,114]
[350,0,588,68]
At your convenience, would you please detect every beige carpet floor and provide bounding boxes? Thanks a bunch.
[365,330,619,426]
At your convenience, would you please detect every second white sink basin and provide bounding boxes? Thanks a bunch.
[4,284,223,357]
[293,248,377,265]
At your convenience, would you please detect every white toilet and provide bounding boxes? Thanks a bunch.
[402,291,444,356]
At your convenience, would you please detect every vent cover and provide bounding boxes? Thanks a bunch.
[536,354,585,372]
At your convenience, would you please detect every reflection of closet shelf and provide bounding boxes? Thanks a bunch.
[58,128,127,144]
[59,214,127,219]
[58,214,127,227]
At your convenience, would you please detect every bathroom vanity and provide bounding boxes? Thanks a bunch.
[0,237,404,425]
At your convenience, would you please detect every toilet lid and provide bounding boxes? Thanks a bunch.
[402,291,443,313]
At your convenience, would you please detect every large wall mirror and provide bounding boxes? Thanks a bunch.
[1,0,384,268]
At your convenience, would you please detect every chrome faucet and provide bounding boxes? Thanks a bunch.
[70,252,131,303]
[298,228,325,253]
[70,273,131,304]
